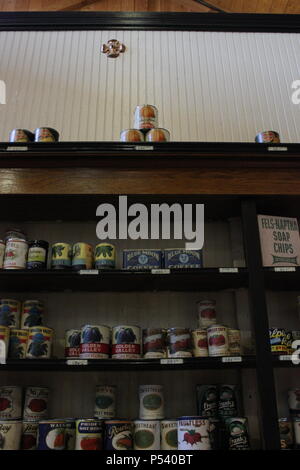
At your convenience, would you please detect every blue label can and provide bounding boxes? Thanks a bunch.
[104,419,133,450]
[37,420,66,450]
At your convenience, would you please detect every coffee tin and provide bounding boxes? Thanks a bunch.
[120,129,144,142]
[104,419,133,450]
[279,418,293,449]
[75,418,103,450]
[133,420,160,450]
[218,384,239,419]
[64,419,76,450]
[72,242,94,270]
[196,385,218,418]
[94,385,116,419]
[161,420,178,450]
[192,329,209,357]
[34,127,59,143]
[143,328,167,359]
[3,238,28,270]
[255,131,280,143]
[228,329,241,356]
[80,324,110,359]
[51,243,72,269]
[177,416,211,450]
[95,243,116,269]
[269,327,287,354]
[0,326,10,358]
[293,417,300,448]
[207,325,229,357]
[225,417,250,450]
[23,387,49,421]
[0,240,5,268]
[37,420,65,450]
[123,249,162,270]
[292,331,300,351]
[65,329,81,358]
[26,326,53,359]
[0,385,22,420]
[9,129,34,143]
[134,105,158,130]
[167,328,192,358]
[112,325,141,359]
[0,421,22,450]
[164,249,202,269]
[288,388,300,413]
[8,328,28,359]
[0,299,21,328]
[139,385,164,420]
[197,300,217,328]
[21,421,39,450]
[145,128,170,142]
[21,300,44,329]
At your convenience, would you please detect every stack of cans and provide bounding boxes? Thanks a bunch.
[120,105,170,142]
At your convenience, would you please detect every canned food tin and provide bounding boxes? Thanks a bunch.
[95,243,116,269]
[8,328,28,359]
[26,240,49,270]
[196,385,218,418]
[228,329,241,356]
[207,325,229,357]
[23,387,49,421]
[72,242,94,270]
[21,421,39,450]
[80,324,110,359]
[143,328,167,359]
[255,131,280,143]
[3,238,28,270]
[104,419,133,450]
[51,243,72,269]
[75,419,103,450]
[0,326,10,358]
[123,249,162,270]
[34,127,59,143]
[120,129,145,142]
[65,329,81,358]
[145,128,170,142]
[0,386,22,420]
[225,417,250,450]
[288,388,300,413]
[269,327,287,354]
[26,326,53,359]
[192,329,208,357]
[218,384,239,419]
[133,420,160,450]
[139,385,164,420]
[161,420,177,450]
[37,420,65,450]
[279,418,293,449]
[21,300,44,329]
[177,416,211,450]
[9,128,34,143]
[5,228,27,242]
[0,240,5,268]
[163,249,202,269]
[134,105,158,130]
[64,419,76,450]
[293,417,300,448]
[197,300,217,328]
[112,325,141,359]
[167,328,192,358]
[0,299,21,328]
[0,421,22,450]
[94,385,116,419]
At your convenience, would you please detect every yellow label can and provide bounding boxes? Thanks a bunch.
[95,243,115,269]
[51,243,72,269]
[72,242,94,270]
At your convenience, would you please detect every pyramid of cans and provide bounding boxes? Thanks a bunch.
[120,105,170,142]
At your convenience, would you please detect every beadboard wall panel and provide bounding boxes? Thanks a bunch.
[0,30,300,142]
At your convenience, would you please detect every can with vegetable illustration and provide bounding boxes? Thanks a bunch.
[0,299,21,328]
[269,327,287,354]
[21,300,44,329]
[65,329,81,358]
[0,326,10,358]
[75,419,103,450]
[120,129,144,142]
[279,418,293,450]
[143,328,167,359]
[207,325,229,357]
[192,329,208,357]
[228,329,241,356]
[255,131,280,143]
[134,105,158,130]
[72,242,94,270]
[94,243,116,269]
[0,240,5,268]
[225,417,250,450]
[0,421,22,450]
[112,325,141,359]
[51,242,72,269]
[64,419,76,450]
[23,387,49,421]
[21,421,39,450]
[9,128,34,143]
[133,420,160,450]
[167,328,192,358]
[94,385,116,419]
[0,386,22,420]
[197,300,217,328]
[145,128,170,142]
[8,328,28,359]
[104,419,133,450]
[3,238,28,269]
[80,324,110,359]
[139,385,165,420]
[218,384,239,419]
[288,388,300,413]
[26,240,49,270]
[178,416,211,450]
[37,420,65,450]
[293,417,300,448]
[34,127,59,143]
[196,385,218,418]
[26,326,53,359]
[161,420,178,450]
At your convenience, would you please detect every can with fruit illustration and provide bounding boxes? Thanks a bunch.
[21,421,39,450]
[225,417,250,450]
[112,325,141,359]
[104,419,133,450]
[139,385,164,420]
[0,385,22,420]
[94,385,116,419]
[143,328,166,359]
[0,326,10,358]
[192,329,208,357]
[3,238,28,269]
[37,420,66,450]
[161,420,178,450]
[72,242,94,270]
[23,387,49,421]
[145,128,170,142]
[120,129,144,142]
[196,385,218,418]
[228,329,241,356]
[134,105,158,130]
[9,128,34,143]
[178,416,211,450]
[218,384,239,419]
[21,300,44,329]
[197,300,217,328]
[167,328,192,358]
[26,326,53,359]
[269,327,287,354]
[0,240,5,268]
[65,329,81,358]
[288,388,300,413]
[133,420,160,450]
[64,419,76,450]
[51,242,72,269]
[94,243,116,269]
[255,131,280,143]
[8,328,28,359]
[0,299,21,328]
[34,127,59,142]
[80,324,110,359]
[0,421,22,450]
[279,418,293,450]
[75,419,103,450]
[207,325,229,357]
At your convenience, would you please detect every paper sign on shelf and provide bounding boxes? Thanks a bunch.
[267,147,288,151]
[279,355,292,361]
[0,340,6,364]
[222,356,242,363]
[219,268,239,273]
[79,270,99,275]
[66,359,88,366]
[274,267,296,272]
[6,146,28,151]
[160,358,184,365]
[151,269,170,275]
[135,146,154,151]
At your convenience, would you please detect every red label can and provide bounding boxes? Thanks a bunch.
[112,325,141,359]
[80,325,110,359]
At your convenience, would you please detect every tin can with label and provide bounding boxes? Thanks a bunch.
[161,420,178,450]
[64,419,76,450]
[192,329,208,357]
[3,238,28,270]
[207,325,229,357]
[0,421,22,450]
[133,420,160,450]
[112,325,141,359]
[139,385,164,420]
[8,328,28,359]
[94,385,116,419]
[167,328,192,358]
[228,329,241,356]
[0,240,5,268]
[37,420,65,450]
[255,131,280,143]
[23,387,49,421]
[0,299,21,328]
[104,419,133,450]
[26,240,49,270]
[21,300,44,329]
[65,329,81,358]
[134,105,158,130]
[80,324,110,359]
[72,242,94,270]
[51,242,72,269]
[196,385,218,418]
[225,417,250,450]
[288,388,300,413]
[293,417,300,448]
[197,300,217,328]
[164,249,202,269]
[75,418,103,450]
[120,129,144,142]
[26,326,53,359]
[177,416,211,450]
[34,127,59,143]
[145,128,170,142]
[0,326,10,358]
[143,328,167,359]
[279,418,293,449]
[218,384,239,419]
[94,243,116,269]
[21,421,39,450]
[123,249,162,270]
[9,128,34,143]
[0,386,22,420]
[269,327,287,354]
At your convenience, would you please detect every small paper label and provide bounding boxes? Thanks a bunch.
[222,356,242,363]
[67,359,88,366]
[160,358,184,365]
[79,270,99,275]
[0,340,6,364]
[151,269,171,275]
[274,267,296,272]
[219,268,239,273]
[6,146,28,151]
[135,145,154,151]
[267,146,288,151]
[279,355,292,361]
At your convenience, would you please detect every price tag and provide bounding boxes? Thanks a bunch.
[0,340,6,365]
[279,355,292,361]
[79,270,99,275]
[222,356,242,363]
[66,359,88,366]
[219,268,239,273]
[160,358,184,365]
[268,146,288,151]
[6,146,28,151]
[135,146,154,151]
[151,269,170,275]
[274,267,296,272]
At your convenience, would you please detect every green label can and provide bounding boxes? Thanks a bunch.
[225,417,250,450]
[95,243,116,269]
[139,385,165,420]
[72,242,94,270]
[51,243,72,269]
[94,385,116,419]
[8,328,28,359]
[161,420,178,450]
[218,384,239,419]
[133,420,160,450]
[196,385,218,418]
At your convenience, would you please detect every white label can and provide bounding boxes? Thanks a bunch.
[167,328,192,358]
[288,389,300,412]
[192,329,208,357]
[177,416,211,450]
[94,385,116,419]
[3,238,28,269]
[161,420,178,450]
[139,385,164,420]
[228,329,241,355]
[207,325,229,357]
[0,421,22,450]
[197,300,217,328]
[133,420,160,450]
[0,240,5,268]
[23,387,49,421]
[75,419,103,450]
[0,386,22,420]
[0,326,10,358]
